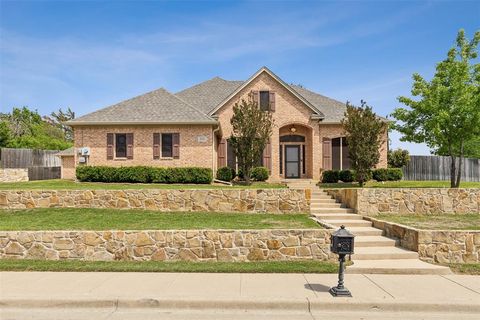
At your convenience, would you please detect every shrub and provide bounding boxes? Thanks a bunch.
[372,168,403,181]
[386,168,403,181]
[76,166,213,184]
[321,170,339,183]
[339,170,355,183]
[388,148,410,168]
[216,166,235,181]
[372,168,389,182]
[251,166,269,181]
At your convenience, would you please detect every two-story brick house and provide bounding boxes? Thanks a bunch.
[66,67,387,181]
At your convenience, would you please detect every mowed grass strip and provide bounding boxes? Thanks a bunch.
[376,214,480,230]
[0,208,319,230]
[449,263,480,275]
[0,179,286,190]
[0,259,337,273]
[319,180,480,188]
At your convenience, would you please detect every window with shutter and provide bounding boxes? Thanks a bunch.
[107,133,114,160]
[172,133,180,159]
[259,91,270,111]
[161,133,173,158]
[115,133,127,158]
[153,133,160,159]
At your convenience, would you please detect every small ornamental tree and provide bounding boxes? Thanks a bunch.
[392,29,480,188]
[342,101,387,186]
[388,148,410,168]
[229,95,273,185]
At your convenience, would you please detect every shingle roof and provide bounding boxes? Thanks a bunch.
[56,147,75,156]
[69,68,351,126]
[68,88,216,125]
[289,85,347,122]
[176,77,244,115]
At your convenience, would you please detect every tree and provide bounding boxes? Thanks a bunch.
[392,29,480,187]
[50,107,75,141]
[388,148,410,168]
[342,100,387,186]
[229,95,273,185]
[0,107,73,150]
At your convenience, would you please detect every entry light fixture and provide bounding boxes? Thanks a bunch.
[290,125,297,133]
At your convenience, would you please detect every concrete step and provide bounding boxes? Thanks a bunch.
[325,219,372,227]
[347,259,452,275]
[354,236,397,247]
[310,195,333,200]
[310,203,344,209]
[313,213,363,220]
[310,208,355,214]
[310,198,337,202]
[347,227,384,236]
[353,246,419,260]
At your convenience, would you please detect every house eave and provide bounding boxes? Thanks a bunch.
[66,120,218,126]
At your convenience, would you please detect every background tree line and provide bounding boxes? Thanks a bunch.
[0,107,74,150]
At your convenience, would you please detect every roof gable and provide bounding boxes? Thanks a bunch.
[208,67,325,118]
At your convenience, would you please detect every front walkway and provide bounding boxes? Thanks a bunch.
[1,272,479,318]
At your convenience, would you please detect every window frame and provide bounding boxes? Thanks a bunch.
[259,91,270,111]
[114,133,127,159]
[161,133,174,159]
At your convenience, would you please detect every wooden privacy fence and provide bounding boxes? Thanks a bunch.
[402,155,480,182]
[0,148,62,180]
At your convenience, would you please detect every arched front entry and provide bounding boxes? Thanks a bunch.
[279,124,313,179]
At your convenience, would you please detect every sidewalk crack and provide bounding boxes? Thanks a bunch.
[302,274,318,298]
[441,275,480,295]
[363,274,395,299]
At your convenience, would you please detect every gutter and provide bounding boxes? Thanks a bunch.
[66,120,218,126]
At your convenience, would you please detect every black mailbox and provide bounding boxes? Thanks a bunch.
[330,225,355,255]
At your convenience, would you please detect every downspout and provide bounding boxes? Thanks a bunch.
[212,125,220,177]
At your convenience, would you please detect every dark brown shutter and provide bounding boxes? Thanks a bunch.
[126,133,134,159]
[322,138,332,170]
[263,139,272,173]
[172,133,180,159]
[153,133,160,159]
[107,133,114,160]
[252,91,259,106]
[218,138,226,168]
[269,92,276,111]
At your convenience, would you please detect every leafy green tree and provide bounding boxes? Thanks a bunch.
[392,29,480,187]
[229,95,273,185]
[0,107,72,150]
[342,101,387,186]
[388,148,410,168]
[0,121,12,147]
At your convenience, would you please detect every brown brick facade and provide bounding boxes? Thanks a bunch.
[70,71,387,180]
[73,125,214,168]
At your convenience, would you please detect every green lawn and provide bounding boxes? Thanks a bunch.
[318,180,480,188]
[376,214,480,230]
[449,263,480,275]
[0,179,286,190]
[0,208,319,230]
[0,259,337,273]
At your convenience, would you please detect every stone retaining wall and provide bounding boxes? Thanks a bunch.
[0,189,309,213]
[325,188,479,215]
[366,217,480,263]
[0,169,28,182]
[0,229,332,262]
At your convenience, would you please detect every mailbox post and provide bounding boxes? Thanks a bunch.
[329,225,355,297]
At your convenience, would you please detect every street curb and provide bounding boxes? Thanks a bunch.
[2,298,480,313]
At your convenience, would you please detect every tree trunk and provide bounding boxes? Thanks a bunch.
[450,155,456,188]
[455,141,464,188]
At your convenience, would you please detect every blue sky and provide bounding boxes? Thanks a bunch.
[1,0,479,155]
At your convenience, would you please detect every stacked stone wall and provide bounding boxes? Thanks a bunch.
[0,169,28,182]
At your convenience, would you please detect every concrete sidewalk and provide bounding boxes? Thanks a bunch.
[1,272,480,318]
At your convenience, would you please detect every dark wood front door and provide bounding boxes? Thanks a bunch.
[285,145,300,178]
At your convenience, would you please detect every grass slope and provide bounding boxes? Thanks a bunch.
[0,179,286,190]
[0,259,337,273]
[319,180,480,188]
[376,214,480,230]
[0,208,319,230]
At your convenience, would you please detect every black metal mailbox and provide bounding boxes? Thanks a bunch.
[330,225,355,255]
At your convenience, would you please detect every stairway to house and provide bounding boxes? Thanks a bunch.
[305,187,451,275]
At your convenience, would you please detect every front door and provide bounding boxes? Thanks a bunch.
[285,145,300,178]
